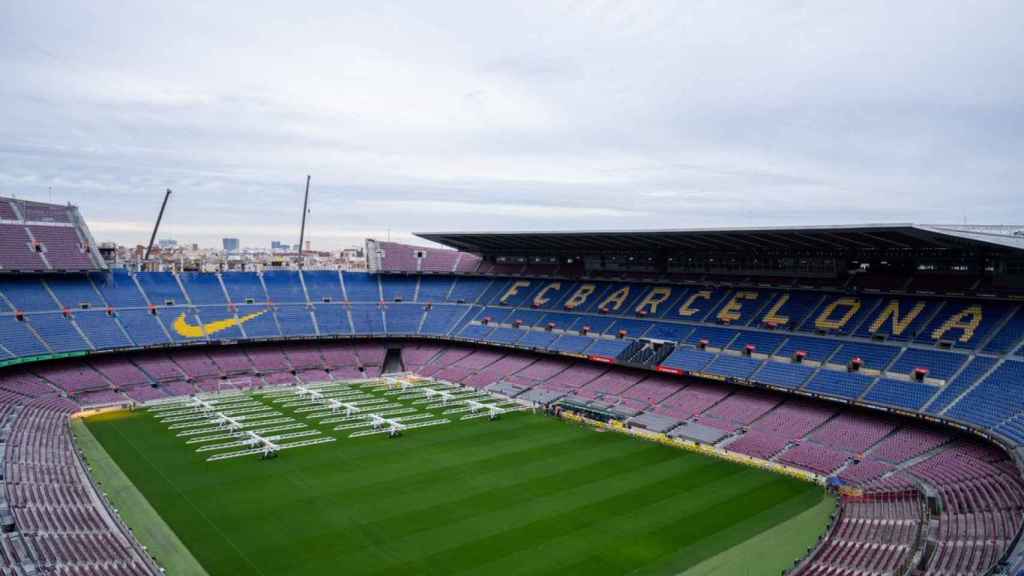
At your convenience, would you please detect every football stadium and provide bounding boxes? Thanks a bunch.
[0,194,1021,576]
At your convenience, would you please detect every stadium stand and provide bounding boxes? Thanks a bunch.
[0,196,103,272]
[1,268,1023,449]
[0,221,1022,574]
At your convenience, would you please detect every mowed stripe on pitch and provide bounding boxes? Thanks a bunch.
[517,475,819,576]
[232,422,681,572]
[215,423,657,569]
[339,450,751,574]
[87,403,828,576]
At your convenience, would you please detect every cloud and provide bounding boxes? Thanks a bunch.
[0,1,1021,250]
[354,199,652,220]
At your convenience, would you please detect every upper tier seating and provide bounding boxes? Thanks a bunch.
[0,197,103,272]
[1,270,1023,449]
[0,223,47,270]
[221,272,267,303]
[28,225,93,269]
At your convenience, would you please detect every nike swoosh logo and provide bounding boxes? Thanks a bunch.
[173,309,268,338]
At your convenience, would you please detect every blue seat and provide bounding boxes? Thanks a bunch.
[805,370,874,399]
[830,342,899,371]
[349,303,385,334]
[799,294,882,335]
[549,335,595,354]
[196,307,247,340]
[417,276,454,303]
[234,305,280,338]
[158,307,205,343]
[864,378,937,410]
[684,326,736,348]
[475,306,513,324]
[915,301,1011,349]
[660,347,716,372]
[90,270,147,307]
[569,315,617,334]
[487,327,525,345]
[0,315,49,356]
[420,304,469,336]
[460,324,493,340]
[753,362,814,389]
[887,349,966,380]
[946,360,1024,428]
[312,304,352,335]
[447,277,491,303]
[178,272,228,305]
[727,331,787,355]
[275,305,317,336]
[588,338,630,358]
[380,275,418,302]
[984,307,1024,354]
[708,355,762,379]
[995,413,1024,445]
[518,331,558,349]
[385,303,423,334]
[262,271,306,303]
[74,311,132,349]
[137,272,187,306]
[644,323,693,342]
[25,313,90,352]
[117,309,171,346]
[776,336,840,362]
[46,276,105,309]
[854,298,940,341]
[221,273,267,303]
[0,278,59,311]
[752,291,822,329]
[606,319,654,339]
[926,356,998,415]
[506,308,546,327]
[536,312,581,331]
[302,271,344,302]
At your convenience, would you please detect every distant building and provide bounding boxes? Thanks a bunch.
[158,239,178,249]
[222,238,240,252]
[271,240,288,253]
[98,242,118,264]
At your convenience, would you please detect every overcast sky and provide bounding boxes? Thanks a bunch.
[1,1,1022,250]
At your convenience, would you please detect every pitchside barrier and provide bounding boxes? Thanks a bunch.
[72,403,134,419]
[558,410,825,486]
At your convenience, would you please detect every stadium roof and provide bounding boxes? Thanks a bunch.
[416,224,1024,256]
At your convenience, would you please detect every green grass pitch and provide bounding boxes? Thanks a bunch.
[81,382,834,576]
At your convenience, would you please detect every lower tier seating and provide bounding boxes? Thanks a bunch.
[0,339,1019,576]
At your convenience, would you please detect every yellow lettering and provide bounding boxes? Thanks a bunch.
[716,291,759,323]
[532,282,561,306]
[869,300,926,336]
[634,287,672,315]
[762,294,790,326]
[564,284,595,309]
[931,305,983,343]
[678,290,712,317]
[598,287,630,311]
[815,297,861,330]
[499,280,531,304]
